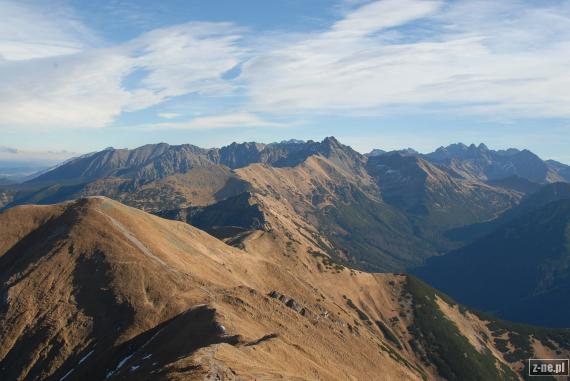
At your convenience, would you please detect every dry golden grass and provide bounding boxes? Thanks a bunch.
[1,196,563,380]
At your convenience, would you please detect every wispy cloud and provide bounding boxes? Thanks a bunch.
[158,113,182,119]
[141,112,290,130]
[241,0,570,118]
[1,0,570,131]
[330,0,442,38]
[0,146,77,163]
[0,1,98,61]
[0,2,244,129]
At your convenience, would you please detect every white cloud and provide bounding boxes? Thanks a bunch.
[141,112,288,130]
[1,0,570,131]
[158,113,182,119]
[0,147,77,163]
[128,22,244,104]
[240,0,570,118]
[0,2,244,130]
[0,49,133,128]
[0,1,96,61]
[330,0,442,38]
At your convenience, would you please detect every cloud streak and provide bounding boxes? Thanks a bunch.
[0,146,77,163]
[241,0,570,118]
[141,112,290,130]
[1,0,570,131]
[0,1,96,61]
[0,2,245,129]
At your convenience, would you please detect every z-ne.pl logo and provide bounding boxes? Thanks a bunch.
[528,359,569,376]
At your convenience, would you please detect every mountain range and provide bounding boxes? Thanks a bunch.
[2,137,570,380]
[4,137,568,270]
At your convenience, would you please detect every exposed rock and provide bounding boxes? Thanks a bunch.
[268,291,312,317]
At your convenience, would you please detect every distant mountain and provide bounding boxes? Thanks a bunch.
[365,142,570,184]
[366,148,418,157]
[25,137,355,185]
[6,137,544,271]
[414,198,570,327]
[487,175,542,195]
[233,141,448,272]
[270,138,305,145]
[516,181,570,212]
[27,143,207,185]
[9,137,370,212]
[366,153,521,228]
[447,182,570,242]
[215,137,359,169]
[366,148,386,157]
[547,159,570,181]
[16,143,244,210]
[423,143,566,183]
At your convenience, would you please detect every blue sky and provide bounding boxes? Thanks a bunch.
[1,0,570,163]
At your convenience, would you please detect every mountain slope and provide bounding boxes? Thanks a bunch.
[366,153,521,228]
[2,198,570,380]
[154,191,271,241]
[153,140,520,272]
[487,176,542,195]
[13,162,250,213]
[423,143,563,183]
[236,153,445,272]
[6,138,568,274]
[447,182,570,242]
[367,142,569,186]
[9,138,366,210]
[546,159,570,182]
[1,197,415,380]
[414,198,570,327]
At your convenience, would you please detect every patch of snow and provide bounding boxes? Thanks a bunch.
[116,354,134,371]
[130,365,140,372]
[106,353,134,379]
[59,368,74,381]
[139,328,164,350]
[78,349,94,364]
[142,354,152,360]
